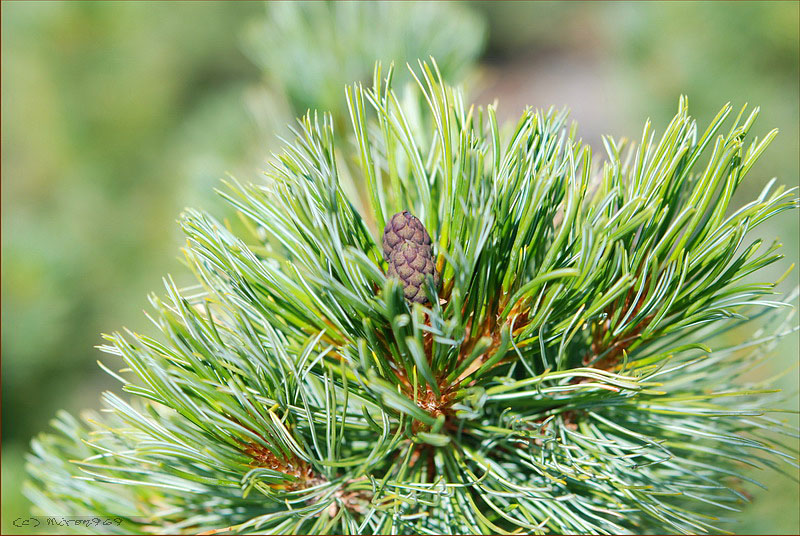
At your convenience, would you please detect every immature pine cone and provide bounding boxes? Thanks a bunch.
[382,210,439,304]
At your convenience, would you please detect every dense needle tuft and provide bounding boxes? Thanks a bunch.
[23,60,799,535]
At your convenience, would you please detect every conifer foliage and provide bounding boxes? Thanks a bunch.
[26,61,798,534]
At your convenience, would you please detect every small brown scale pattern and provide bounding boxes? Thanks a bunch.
[382,210,439,304]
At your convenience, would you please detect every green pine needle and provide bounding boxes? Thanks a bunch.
[26,59,799,535]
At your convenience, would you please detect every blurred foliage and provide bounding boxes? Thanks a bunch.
[1,2,263,532]
[2,0,261,440]
[2,1,797,534]
[243,1,485,131]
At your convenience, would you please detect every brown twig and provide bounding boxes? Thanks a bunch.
[583,276,654,371]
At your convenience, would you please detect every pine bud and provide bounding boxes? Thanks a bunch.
[382,210,438,304]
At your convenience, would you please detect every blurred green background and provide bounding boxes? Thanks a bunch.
[2,1,797,534]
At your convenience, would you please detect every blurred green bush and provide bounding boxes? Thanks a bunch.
[2,3,264,531]
[244,1,484,125]
[2,0,261,439]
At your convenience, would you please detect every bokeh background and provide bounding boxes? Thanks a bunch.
[2,1,798,533]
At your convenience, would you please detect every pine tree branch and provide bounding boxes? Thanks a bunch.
[25,60,799,535]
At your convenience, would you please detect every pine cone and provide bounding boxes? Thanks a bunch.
[382,210,432,260]
[383,210,438,304]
